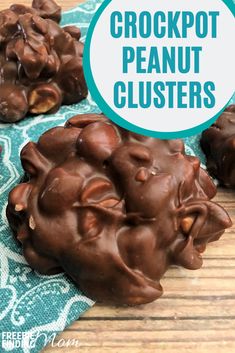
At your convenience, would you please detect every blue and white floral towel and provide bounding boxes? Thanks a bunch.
[0,0,234,351]
[0,1,102,352]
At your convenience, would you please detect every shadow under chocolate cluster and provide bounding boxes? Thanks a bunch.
[0,0,87,123]
[7,114,232,305]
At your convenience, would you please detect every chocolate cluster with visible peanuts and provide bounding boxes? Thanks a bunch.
[7,114,232,305]
[0,0,87,123]
[201,105,235,188]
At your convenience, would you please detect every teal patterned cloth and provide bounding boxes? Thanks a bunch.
[0,1,102,352]
[0,0,234,351]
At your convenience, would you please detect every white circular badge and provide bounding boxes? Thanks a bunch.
[84,0,235,138]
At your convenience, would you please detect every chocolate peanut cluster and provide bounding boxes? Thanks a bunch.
[7,114,231,305]
[0,0,87,123]
[201,105,235,188]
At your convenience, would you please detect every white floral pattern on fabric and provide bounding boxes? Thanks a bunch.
[0,2,101,352]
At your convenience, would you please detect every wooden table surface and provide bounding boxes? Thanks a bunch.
[1,1,235,352]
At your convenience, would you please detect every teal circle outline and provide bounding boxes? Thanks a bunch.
[84,0,235,139]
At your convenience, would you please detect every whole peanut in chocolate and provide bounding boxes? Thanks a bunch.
[0,0,87,123]
[7,114,232,305]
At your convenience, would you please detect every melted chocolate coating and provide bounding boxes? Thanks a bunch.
[7,114,232,305]
[201,105,235,188]
[0,0,87,123]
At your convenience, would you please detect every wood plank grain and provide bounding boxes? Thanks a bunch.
[45,329,235,346]
[44,345,235,353]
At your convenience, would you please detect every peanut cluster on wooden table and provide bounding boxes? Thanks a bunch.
[0,0,87,123]
[7,113,232,305]
[201,105,235,189]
